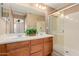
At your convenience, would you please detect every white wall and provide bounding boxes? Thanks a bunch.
[64,12,79,56]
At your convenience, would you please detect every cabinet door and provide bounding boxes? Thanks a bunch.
[7,47,30,56]
[31,39,43,55]
[31,44,43,54]
[44,38,53,56]
[0,45,7,56]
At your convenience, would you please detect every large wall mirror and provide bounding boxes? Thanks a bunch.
[0,3,46,35]
[0,3,26,34]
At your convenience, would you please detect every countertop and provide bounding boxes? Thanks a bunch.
[0,33,54,44]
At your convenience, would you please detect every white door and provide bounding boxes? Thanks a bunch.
[48,15,64,55]
[64,12,79,56]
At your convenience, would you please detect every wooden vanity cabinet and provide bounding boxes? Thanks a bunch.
[0,37,53,56]
[43,37,53,56]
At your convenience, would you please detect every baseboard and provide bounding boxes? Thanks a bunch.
[64,46,79,56]
[53,44,79,56]
[53,50,64,56]
[53,44,64,56]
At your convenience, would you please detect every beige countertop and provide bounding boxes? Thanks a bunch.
[0,33,54,44]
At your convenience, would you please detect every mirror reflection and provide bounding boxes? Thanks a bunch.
[0,3,46,35]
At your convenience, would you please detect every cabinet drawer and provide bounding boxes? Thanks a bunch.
[6,41,30,51]
[7,47,30,56]
[31,44,43,53]
[31,39,43,45]
[44,37,52,42]
[31,51,43,56]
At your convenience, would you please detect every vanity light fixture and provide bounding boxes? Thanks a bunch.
[35,4,46,10]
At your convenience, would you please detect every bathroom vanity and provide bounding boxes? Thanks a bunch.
[0,34,53,56]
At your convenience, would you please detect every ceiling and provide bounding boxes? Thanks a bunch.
[3,3,74,15]
[45,3,74,10]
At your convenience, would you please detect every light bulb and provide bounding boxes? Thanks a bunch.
[35,4,46,10]
[35,4,38,7]
[42,6,46,9]
[39,5,41,8]
[61,14,64,17]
